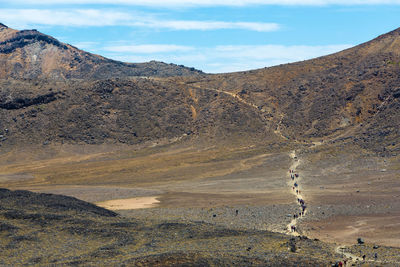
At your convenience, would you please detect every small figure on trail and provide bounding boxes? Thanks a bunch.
[302,211,304,216]
[293,186,295,190]
[294,182,298,187]
[296,190,299,194]
[343,259,347,266]
[338,261,343,267]
[235,209,239,216]
[362,255,366,261]
[374,252,378,260]
[293,226,296,232]
[295,174,299,178]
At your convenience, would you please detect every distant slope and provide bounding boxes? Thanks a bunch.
[0,77,272,146]
[180,27,400,154]
[0,23,203,80]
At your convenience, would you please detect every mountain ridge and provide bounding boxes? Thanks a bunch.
[0,24,203,80]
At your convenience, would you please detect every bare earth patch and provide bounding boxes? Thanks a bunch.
[304,214,400,248]
[96,196,160,210]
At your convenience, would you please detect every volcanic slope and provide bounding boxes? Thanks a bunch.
[0,23,202,80]
[176,27,400,155]
[0,25,398,154]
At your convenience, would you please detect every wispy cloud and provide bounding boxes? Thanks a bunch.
[0,9,279,32]
[2,0,400,6]
[104,44,194,53]
[100,43,353,73]
[135,20,280,32]
[0,9,132,28]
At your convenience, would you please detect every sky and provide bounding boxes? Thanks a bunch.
[0,1,399,73]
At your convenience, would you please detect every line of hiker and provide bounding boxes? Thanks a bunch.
[288,167,307,232]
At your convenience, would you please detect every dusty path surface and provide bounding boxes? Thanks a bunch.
[334,245,362,263]
[286,150,307,236]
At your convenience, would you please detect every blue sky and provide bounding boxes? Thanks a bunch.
[0,1,399,73]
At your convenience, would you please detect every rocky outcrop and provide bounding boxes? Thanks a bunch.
[0,92,58,110]
[0,30,67,54]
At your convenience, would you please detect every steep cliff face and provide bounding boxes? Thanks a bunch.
[0,24,203,80]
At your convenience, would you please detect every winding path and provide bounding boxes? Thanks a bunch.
[287,149,381,265]
[286,150,306,236]
[334,246,362,263]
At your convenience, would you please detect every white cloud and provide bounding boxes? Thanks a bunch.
[99,43,353,73]
[135,20,280,32]
[104,44,194,53]
[2,0,400,6]
[214,44,352,61]
[0,9,279,32]
[0,9,133,28]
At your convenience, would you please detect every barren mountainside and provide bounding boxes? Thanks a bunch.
[0,23,203,80]
[0,24,399,155]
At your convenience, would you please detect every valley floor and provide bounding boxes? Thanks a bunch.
[0,141,400,264]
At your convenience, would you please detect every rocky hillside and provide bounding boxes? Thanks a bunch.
[0,23,203,80]
[0,77,271,146]
[0,24,399,154]
[0,188,341,266]
[178,27,400,155]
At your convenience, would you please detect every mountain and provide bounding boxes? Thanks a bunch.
[176,27,400,154]
[0,23,203,80]
[0,24,399,155]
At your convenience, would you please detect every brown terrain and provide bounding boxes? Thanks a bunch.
[0,22,400,265]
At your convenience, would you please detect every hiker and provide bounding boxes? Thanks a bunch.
[235,209,239,216]
[374,252,378,260]
[362,255,366,261]
[343,259,347,266]
[338,261,343,267]
[296,190,299,194]
[295,174,299,178]
[294,182,298,187]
